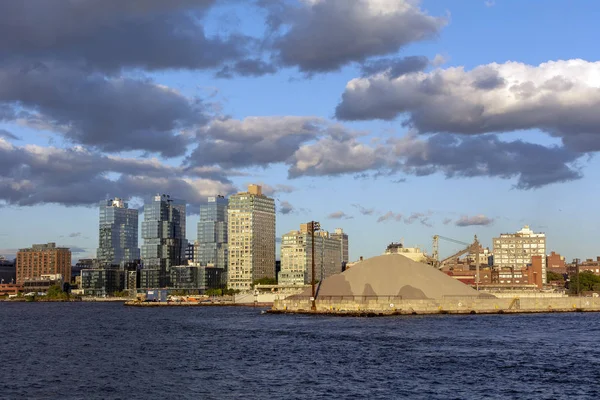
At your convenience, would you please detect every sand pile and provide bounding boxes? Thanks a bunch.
[297,254,492,300]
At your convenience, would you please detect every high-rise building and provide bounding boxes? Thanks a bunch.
[330,228,349,264]
[227,184,275,290]
[140,194,186,287]
[278,224,342,285]
[97,198,140,267]
[16,243,71,285]
[196,195,228,271]
[493,225,547,284]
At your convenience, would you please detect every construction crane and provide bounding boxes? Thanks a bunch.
[431,234,482,290]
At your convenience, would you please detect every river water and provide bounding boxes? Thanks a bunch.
[0,303,598,399]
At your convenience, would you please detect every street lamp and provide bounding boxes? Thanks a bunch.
[310,221,320,311]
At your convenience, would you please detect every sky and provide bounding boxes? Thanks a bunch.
[1,0,600,263]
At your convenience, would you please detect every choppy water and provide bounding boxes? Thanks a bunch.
[0,303,599,399]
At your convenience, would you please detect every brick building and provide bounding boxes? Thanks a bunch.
[16,243,71,285]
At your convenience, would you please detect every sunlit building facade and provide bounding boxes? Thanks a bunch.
[16,243,71,285]
[279,224,342,285]
[227,185,275,290]
[493,225,547,284]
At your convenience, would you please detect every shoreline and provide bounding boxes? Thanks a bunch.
[267,307,600,317]
[124,301,273,307]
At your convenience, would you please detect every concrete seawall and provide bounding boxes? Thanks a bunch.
[271,296,600,316]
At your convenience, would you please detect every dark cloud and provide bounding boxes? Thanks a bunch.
[0,129,19,141]
[66,246,88,254]
[327,211,353,220]
[68,232,82,238]
[188,116,330,169]
[0,139,236,208]
[267,0,445,73]
[278,200,294,215]
[215,59,277,79]
[0,0,251,72]
[377,211,403,223]
[360,56,429,78]
[393,134,582,189]
[286,130,582,188]
[0,62,204,157]
[443,218,453,225]
[336,59,600,153]
[351,204,375,216]
[455,215,494,227]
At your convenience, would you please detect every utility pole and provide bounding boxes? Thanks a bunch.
[310,221,320,311]
[575,258,580,297]
[475,235,480,291]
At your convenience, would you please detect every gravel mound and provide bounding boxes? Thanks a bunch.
[298,254,492,300]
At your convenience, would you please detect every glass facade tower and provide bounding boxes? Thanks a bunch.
[196,196,228,270]
[141,194,187,287]
[97,198,140,267]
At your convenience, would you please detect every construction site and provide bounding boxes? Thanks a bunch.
[270,253,600,316]
[270,227,595,316]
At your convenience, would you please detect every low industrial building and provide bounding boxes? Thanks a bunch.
[22,274,64,293]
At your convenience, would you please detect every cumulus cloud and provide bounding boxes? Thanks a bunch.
[337,59,600,153]
[0,138,235,207]
[278,200,295,215]
[189,116,329,168]
[392,134,582,189]
[266,0,446,73]
[0,0,251,72]
[0,62,204,157]
[285,128,581,188]
[455,214,494,227]
[328,211,353,219]
[377,211,403,223]
[288,136,386,178]
[443,218,453,225]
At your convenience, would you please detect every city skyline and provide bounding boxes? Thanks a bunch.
[2,1,600,262]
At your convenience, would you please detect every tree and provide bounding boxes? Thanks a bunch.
[569,271,600,294]
[46,285,68,300]
[547,271,564,282]
[253,277,277,286]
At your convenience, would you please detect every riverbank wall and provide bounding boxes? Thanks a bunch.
[271,296,600,315]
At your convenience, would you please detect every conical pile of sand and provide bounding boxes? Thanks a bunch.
[299,254,493,299]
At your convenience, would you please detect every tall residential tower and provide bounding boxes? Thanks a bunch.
[97,198,139,267]
[227,185,275,290]
[196,195,228,270]
[140,194,186,287]
[278,224,342,285]
[330,228,349,265]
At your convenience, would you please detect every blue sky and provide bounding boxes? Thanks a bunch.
[1,0,600,262]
